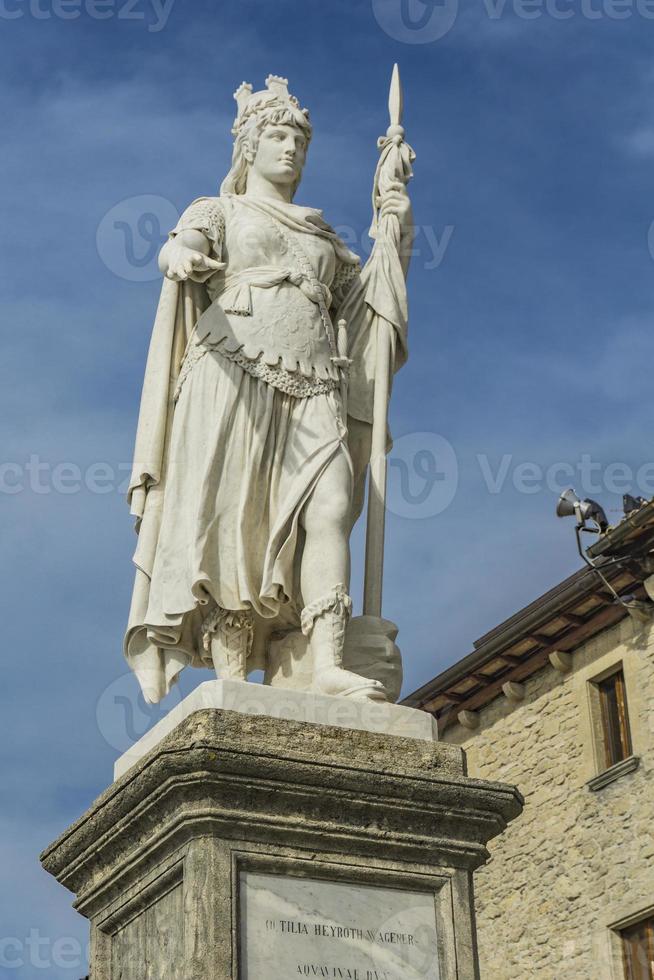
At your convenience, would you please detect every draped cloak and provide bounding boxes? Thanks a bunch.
[124,193,408,702]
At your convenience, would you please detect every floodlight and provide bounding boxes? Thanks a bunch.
[556,489,608,533]
[555,489,651,625]
[556,488,580,519]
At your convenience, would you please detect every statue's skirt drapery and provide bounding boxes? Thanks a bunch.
[144,348,350,662]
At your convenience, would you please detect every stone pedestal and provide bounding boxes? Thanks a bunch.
[41,685,522,979]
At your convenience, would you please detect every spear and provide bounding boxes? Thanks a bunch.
[363,64,414,618]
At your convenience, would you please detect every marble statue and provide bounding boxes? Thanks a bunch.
[124,72,414,705]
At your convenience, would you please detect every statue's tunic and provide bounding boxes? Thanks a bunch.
[141,195,360,660]
[189,194,347,382]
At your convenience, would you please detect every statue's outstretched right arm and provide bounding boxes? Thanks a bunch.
[159,229,223,282]
[159,197,226,283]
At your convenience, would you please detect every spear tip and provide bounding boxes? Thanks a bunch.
[388,63,403,128]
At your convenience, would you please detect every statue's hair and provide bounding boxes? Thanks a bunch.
[220,103,312,199]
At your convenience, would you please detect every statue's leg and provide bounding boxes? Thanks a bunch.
[300,451,386,701]
[202,608,253,681]
[300,448,352,595]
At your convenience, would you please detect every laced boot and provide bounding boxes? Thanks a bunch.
[302,585,387,701]
[202,607,253,681]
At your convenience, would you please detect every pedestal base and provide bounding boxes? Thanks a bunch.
[113,679,438,780]
[41,694,522,979]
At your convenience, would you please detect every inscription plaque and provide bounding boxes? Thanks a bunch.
[239,872,440,979]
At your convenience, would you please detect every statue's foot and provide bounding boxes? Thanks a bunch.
[216,661,248,681]
[210,636,249,681]
[314,666,387,701]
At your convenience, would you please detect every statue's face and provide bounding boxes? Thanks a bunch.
[248,122,308,187]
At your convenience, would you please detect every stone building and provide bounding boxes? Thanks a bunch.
[404,501,654,979]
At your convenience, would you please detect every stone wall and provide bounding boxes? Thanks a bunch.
[445,614,654,979]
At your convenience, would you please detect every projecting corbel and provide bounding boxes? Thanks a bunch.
[549,650,572,673]
[457,710,480,731]
[502,681,526,703]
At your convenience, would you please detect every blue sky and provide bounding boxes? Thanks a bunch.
[3,0,654,974]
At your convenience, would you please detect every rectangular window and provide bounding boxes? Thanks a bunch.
[622,916,654,980]
[597,668,632,769]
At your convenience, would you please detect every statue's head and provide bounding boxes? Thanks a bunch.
[220,75,312,199]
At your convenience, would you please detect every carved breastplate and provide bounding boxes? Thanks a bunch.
[197,200,340,380]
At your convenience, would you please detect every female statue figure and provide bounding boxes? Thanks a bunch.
[125,75,413,705]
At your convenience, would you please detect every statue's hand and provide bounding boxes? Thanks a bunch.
[377,179,413,235]
[161,240,224,283]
